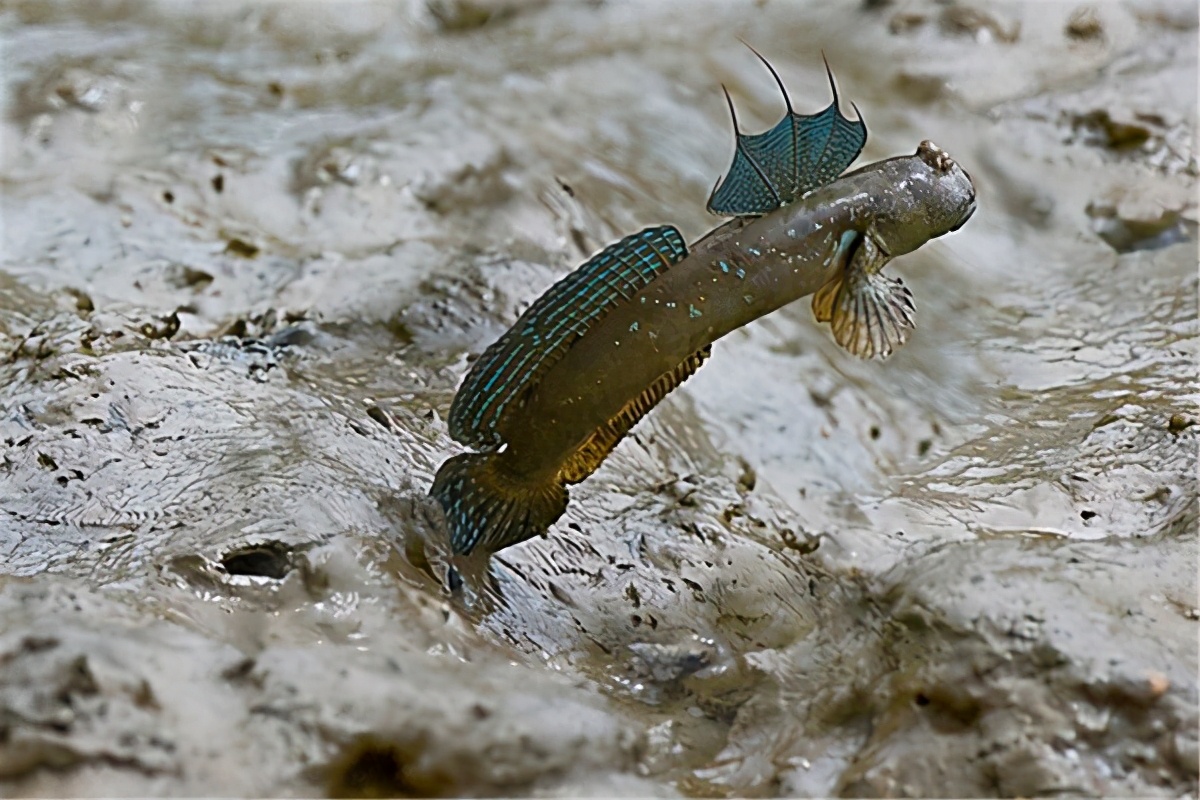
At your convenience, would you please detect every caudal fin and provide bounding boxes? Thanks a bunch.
[429,452,569,557]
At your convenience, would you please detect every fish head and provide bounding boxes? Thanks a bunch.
[866,141,976,257]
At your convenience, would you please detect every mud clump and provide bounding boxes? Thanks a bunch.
[1085,189,1196,252]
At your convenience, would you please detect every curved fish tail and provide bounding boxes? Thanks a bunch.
[430,452,569,557]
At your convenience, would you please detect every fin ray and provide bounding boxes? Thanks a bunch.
[450,226,689,449]
[811,230,861,323]
[812,275,840,323]
[708,56,867,217]
[828,266,915,360]
[430,452,569,556]
[560,346,711,484]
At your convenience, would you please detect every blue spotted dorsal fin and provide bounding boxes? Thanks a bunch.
[707,51,867,217]
[448,225,689,450]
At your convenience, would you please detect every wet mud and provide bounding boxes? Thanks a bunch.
[1,1,1196,796]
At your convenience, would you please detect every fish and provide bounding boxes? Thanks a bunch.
[428,51,976,568]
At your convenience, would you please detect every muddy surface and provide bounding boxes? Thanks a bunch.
[1,1,1196,797]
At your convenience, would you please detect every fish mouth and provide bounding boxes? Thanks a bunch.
[950,200,977,232]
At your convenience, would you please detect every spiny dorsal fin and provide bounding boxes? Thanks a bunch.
[449,226,689,450]
[707,51,867,217]
[559,346,711,484]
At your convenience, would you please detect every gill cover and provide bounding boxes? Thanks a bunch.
[707,50,867,217]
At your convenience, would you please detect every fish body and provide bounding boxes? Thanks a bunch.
[498,144,973,483]
[429,57,977,564]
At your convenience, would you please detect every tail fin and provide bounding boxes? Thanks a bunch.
[430,452,569,557]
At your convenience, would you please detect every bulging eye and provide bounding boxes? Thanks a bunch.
[916,140,954,172]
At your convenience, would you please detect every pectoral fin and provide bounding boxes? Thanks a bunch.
[811,276,839,323]
[812,230,860,323]
[816,236,915,359]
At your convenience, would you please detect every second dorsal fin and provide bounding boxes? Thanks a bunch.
[449,225,689,450]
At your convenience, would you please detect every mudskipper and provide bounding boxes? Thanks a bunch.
[428,51,976,576]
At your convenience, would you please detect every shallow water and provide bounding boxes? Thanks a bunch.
[1,1,1197,796]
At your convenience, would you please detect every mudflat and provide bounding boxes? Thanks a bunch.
[1,1,1195,796]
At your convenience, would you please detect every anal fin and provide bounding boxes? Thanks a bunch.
[559,346,712,484]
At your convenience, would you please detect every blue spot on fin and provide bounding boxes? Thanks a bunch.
[448,225,689,449]
[707,52,867,218]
